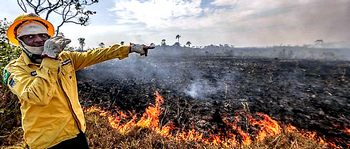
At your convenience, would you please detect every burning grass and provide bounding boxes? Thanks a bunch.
[84,108,327,149]
[83,91,338,149]
[0,90,346,148]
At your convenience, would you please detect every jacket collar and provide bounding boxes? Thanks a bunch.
[20,52,40,66]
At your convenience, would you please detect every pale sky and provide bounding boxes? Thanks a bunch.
[1,0,349,48]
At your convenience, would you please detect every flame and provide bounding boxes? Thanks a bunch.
[85,91,344,147]
[344,128,350,135]
[248,113,281,141]
[223,117,251,145]
[136,91,164,128]
[285,124,347,148]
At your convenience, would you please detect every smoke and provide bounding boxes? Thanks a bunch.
[77,45,349,101]
[184,78,229,99]
[78,46,241,100]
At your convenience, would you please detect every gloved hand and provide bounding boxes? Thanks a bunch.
[42,36,71,59]
[130,43,155,56]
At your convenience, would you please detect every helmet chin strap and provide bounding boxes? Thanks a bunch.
[19,40,44,63]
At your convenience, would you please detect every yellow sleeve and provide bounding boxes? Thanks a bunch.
[67,44,130,71]
[6,58,60,106]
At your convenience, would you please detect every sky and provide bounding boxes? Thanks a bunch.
[0,0,349,48]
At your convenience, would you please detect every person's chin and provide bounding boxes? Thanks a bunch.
[29,47,44,55]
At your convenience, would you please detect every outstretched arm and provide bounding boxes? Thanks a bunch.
[67,43,155,71]
[67,44,130,71]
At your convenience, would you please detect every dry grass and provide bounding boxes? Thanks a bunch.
[0,88,329,149]
[84,109,327,149]
[0,87,24,149]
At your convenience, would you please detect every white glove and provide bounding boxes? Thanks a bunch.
[42,36,71,59]
[130,43,155,56]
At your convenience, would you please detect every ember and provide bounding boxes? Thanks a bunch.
[344,128,350,135]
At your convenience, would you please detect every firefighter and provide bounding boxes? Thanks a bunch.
[2,13,154,149]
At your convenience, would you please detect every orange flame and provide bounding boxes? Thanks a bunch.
[285,124,346,148]
[249,113,281,141]
[344,128,350,135]
[223,118,251,145]
[85,91,343,147]
[136,91,164,128]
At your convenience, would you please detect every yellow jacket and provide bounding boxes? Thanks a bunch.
[3,45,130,148]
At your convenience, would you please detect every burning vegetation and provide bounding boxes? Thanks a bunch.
[82,91,346,148]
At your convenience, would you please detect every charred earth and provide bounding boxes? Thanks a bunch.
[77,47,350,147]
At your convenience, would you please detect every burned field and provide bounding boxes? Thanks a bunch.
[77,49,350,147]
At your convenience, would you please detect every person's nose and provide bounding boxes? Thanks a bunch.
[33,35,45,43]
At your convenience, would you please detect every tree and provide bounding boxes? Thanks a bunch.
[175,34,181,43]
[0,19,21,72]
[0,18,9,44]
[315,39,324,45]
[173,42,180,47]
[161,39,166,46]
[0,19,24,146]
[78,37,85,51]
[186,41,191,47]
[98,42,105,48]
[17,0,99,35]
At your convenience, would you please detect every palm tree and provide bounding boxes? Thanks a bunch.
[98,42,105,48]
[186,41,191,47]
[315,39,323,45]
[78,37,85,51]
[161,39,166,46]
[175,34,181,43]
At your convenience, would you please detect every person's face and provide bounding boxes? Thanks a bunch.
[18,33,50,47]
